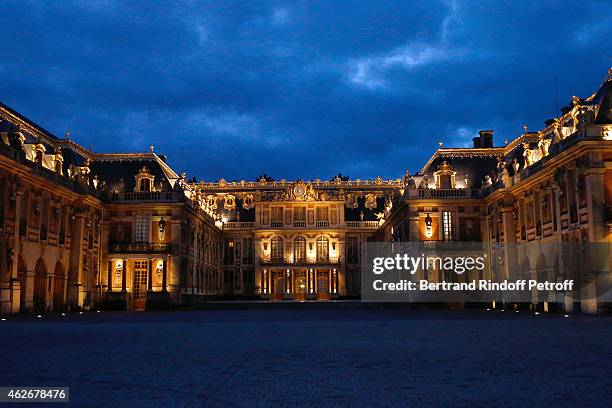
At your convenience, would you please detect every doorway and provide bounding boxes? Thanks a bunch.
[132,260,148,310]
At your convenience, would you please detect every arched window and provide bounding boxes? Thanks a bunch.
[294,236,306,263]
[140,178,151,192]
[271,236,283,262]
[316,236,329,263]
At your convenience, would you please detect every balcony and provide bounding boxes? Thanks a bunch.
[406,188,482,199]
[109,243,173,254]
[110,191,181,202]
[293,221,306,227]
[260,257,341,266]
[315,221,330,228]
[346,221,379,229]
[270,221,284,228]
[224,222,254,230]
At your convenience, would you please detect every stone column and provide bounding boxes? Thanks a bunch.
[582,166,606,314]
[500,197,518,281]
[1,189,22,314]
[68,208,87,310]
[162,255,168,292]
[147,259,153,291]
[121,259,127,292]
[408,213,419,242]
[107,260,113,292]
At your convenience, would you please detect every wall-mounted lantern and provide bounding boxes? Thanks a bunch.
[424,213,433,238]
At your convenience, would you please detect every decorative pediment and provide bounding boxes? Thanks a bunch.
[134,166,155,192]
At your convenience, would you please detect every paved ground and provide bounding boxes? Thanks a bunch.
[1,306,611,407]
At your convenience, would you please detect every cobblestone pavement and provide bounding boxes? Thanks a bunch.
[1,307,611,407]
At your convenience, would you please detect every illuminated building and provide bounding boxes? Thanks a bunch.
[0,69,610,313]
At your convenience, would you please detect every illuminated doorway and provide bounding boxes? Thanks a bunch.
[132,260,148,310]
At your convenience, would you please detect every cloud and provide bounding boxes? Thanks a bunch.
[272,7,290,25]
[0,0,609,182]
[347,0,461,90]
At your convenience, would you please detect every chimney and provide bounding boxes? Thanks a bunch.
[472,136,481,148]
[479,130,494,148]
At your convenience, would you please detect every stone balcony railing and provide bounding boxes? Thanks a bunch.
[260,257,341,266]
[346,221,380,229]
[108,242,173,254]
[406,188,483,199]
[223,222,255,229]
[110,191,182,202]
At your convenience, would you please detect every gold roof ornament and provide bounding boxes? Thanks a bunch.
[365,193,377,209]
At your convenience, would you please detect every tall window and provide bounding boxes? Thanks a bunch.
[438,174,452,189]
[316,236,329,263]
[294,236,306,263]
[271,207,283,222]
[139,178,151,192]
[271,207,283,227]
[294,207,306,222]
[242,238,253,264]
[347,237,359,264]
[223,239,234,265]
[271,236,283,262]
[316,207,329,222]
[135,214,150,243]
[442,211,453,241]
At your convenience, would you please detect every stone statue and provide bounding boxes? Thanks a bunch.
[482,175,492,189]
[464,174,470,189]
[512,157,520,174]
[418,175,430,189]
[116,178,125,193]
[496,159,506,182]
[404,171,416,189]
[538,136,550,158]
[552,121,562,144]
[523,143,533,167]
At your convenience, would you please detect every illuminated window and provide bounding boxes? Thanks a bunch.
[294,207,306,222]
[316,207,329,222]
[294,236,306,263]
[316,236,329,263]
[442,211,453,241]
[271,236,283,262]
[135,214,150,243]
[271,207,283,222]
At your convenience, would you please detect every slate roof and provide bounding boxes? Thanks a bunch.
[91,153,180,193]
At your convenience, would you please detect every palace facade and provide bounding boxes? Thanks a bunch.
[1,70,611,314]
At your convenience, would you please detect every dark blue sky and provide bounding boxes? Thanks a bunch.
[1,1,610,181]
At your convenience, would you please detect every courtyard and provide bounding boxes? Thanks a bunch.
[1,305,611,407]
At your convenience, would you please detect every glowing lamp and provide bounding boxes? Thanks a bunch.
[424,213,433,238]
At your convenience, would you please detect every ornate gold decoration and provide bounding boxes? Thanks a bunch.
[206,195,217,210]
[224,194,236,210]
[242,194,255,209]
[365,193,377,210]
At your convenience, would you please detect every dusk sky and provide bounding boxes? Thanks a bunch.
[1,1,610,181]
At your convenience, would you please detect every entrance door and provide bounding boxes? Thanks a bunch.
[316,271,330,300]
[294,271,306,300]
[52,276,65,312]
[272,271,284,300]
[132,261,148,310]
